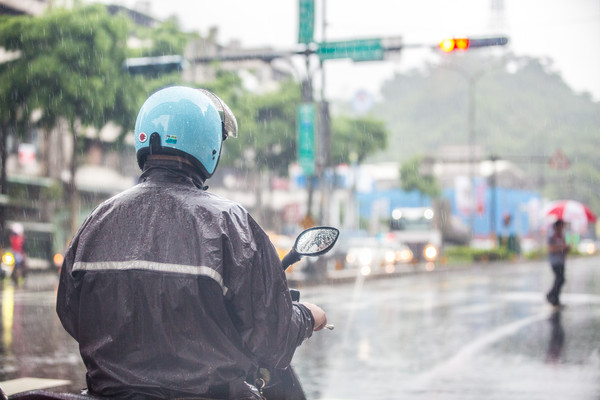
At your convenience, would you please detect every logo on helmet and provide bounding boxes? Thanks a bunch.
[166,135,178,145]
[138,132,148,143]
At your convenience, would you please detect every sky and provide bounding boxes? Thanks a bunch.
[98,0,600,102]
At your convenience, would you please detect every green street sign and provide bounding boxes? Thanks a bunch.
[297,103,316,175]
[298,0,315,44]
[317,38,384,62]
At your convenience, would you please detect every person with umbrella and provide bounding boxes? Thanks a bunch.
[546,219,570,307]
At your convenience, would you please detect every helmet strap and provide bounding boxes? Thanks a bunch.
[149,132,162,155]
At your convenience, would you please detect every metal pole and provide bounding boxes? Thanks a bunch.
[468,75,476,239]
[304,55,315,225]
[321,0,327,101]
[317,0,330,225]
[490,155,498,246]
[442,58,507,240]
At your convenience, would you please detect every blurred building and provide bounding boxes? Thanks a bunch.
[183,29,292,94]
[0,0,47,16]
[340,148,540,245]
[430,145,527,189]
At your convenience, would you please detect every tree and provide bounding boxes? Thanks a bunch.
[234,79,302,176]
[0,55,33,236]
[399,155,441,199]
[127,16,194,58]
[210,78,300,217]
[0,5,143,234]
[331,115,388,165]
[219,80,390,176]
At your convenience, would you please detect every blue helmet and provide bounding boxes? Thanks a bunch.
[134,86,238,179]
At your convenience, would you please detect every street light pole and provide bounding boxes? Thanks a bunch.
[442,57,507,238]
[468,73,477,236]
[318,0,331,226]
[320,0,327,101]
[302,56,316,227]
[489,154,499,245]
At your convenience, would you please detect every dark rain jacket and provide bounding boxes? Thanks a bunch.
[56,160,314,399]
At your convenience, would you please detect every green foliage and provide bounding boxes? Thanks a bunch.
[149,17,194,56]
[41,181,64,201]
[331,114,388,165]
[399,154,441,198]
[0,5,141,133]
[0,4,392,185]
[127,16,194,57]
[214,77,390,177]
[444,245,512,263]
[219,79,302,175]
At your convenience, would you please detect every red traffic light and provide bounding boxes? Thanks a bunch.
[438,36,509,52]
[439,38,470,52]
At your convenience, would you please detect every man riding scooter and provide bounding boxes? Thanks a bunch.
[56,86,328,399]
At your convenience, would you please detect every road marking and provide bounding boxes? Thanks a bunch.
[407,311,551,391]
[0,377,71,395]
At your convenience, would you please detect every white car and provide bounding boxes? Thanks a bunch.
[342,237,414,275]
[577,239,598,255]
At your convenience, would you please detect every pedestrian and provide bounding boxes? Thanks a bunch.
[546,219,570,307]
[56,86,327,399]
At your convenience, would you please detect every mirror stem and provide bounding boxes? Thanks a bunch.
[281,249,302,271]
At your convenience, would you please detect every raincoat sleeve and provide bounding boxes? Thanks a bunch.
[55,212,96,341]
[226,216,314,369]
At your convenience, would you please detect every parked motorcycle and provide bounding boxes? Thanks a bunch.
[3,226,339,400]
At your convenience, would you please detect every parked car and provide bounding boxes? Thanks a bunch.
[577,238,598,255]
[332,233,413,275]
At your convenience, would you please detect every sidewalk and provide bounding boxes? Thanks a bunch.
[288,260,477,286]
[286,254,556,286]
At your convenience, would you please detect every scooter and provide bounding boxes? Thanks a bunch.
[2,226,339,400]
[259,226,339,400]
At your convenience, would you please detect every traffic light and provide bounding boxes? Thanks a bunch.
[439,38,470,52]
[438,36,509,52]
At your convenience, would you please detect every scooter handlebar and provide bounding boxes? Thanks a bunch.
[289,289,300,302]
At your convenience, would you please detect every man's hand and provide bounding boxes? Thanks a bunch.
[301,302,327,331]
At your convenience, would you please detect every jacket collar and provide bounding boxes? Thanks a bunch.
[139,159,207,190]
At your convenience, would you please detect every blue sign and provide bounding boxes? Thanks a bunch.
[297,103,316,175]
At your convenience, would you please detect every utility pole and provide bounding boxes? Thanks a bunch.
[439,57,510,237]
[317,0,331,225]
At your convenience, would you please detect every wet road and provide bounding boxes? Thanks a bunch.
[1,256,600,399]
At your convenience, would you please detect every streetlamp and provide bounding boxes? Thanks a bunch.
[441,57,507,237]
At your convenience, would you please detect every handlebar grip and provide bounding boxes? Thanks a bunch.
[289,289,300,302]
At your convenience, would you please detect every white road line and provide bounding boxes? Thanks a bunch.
[0,377,71,395]
[407,311,551,392]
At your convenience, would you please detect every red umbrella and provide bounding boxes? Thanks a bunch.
[545,200,597,232]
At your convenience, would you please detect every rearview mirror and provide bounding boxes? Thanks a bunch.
[281,226,339,270]
[294,226,340,256]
